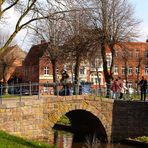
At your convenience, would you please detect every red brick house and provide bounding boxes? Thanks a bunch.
[22,41,148,93]
[0,45,26,84]
[113,42,148,88]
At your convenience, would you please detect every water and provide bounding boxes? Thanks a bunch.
[54,130,140,148]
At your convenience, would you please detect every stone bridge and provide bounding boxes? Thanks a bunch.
[0,95,148,144]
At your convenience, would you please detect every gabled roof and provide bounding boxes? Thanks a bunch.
[24,42,48,65]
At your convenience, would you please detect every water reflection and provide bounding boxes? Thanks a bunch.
[54,130,140,148]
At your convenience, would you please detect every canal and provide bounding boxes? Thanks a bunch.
[53,129,140,148]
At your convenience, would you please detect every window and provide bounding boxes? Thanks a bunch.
[128,82,132,88]
[144,66,148,75]
[95,58,101,67]
[136,66,139,75]
[122,66,125,75]
[80,67,85,75]
[114,65,118,75]
[91,78,93,83]
[43,87,48,92]
[95,78,98,84]
[135,50,140,58]
[115,50,118,57]
[129,51,132,57]
[128,67,132,75]
[44,67,49,75]
[144,51,148,58]
[106,55,112,67]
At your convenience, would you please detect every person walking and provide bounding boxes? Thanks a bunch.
[138,76,147,101]
[110,78,120,99]
[119,80,128,99]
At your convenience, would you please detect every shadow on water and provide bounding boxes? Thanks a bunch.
[53,126,141,148]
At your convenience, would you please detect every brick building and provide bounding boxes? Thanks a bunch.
[22,41,148,92]
[113,42,148,88]
[0,45,26,84]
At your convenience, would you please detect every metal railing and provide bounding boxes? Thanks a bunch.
[0,82,146,105]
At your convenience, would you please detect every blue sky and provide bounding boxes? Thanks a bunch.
[130,0,148,41]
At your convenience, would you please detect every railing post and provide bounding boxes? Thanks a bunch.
[19,84,22,103]
[0,85,3,104]
[57,83,59,96]
[38,83,40,100]
[29,81,32,95]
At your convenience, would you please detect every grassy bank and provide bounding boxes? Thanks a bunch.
[0,130,56,148]
[134,136,148,143]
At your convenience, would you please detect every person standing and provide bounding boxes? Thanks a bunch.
[138,76,147,101]
[118,77,123,99]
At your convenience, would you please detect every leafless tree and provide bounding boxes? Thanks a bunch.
[62,8,99,85]
[0,30,16,48]
[75,0,140,96]
[0,45,25,94]
[0,0,74,58]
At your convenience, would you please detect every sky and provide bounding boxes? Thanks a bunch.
[129,0,148,41]
[2,0,148,51]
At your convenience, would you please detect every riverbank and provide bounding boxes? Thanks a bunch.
[122,138,148,148]
[0,130,56,148]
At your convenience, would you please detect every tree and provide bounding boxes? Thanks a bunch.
[30,10,73,94]
[0,0,72,57]
[0,45,25,94]
[0,30,16,48]
[62,9,98,83]
[76,0,140,96]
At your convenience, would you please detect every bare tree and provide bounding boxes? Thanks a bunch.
[0,45,25,94]
[75,0,140,96]
[0,30,16,48]
[0,0,73,57]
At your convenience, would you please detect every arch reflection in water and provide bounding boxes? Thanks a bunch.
[53,130,141,148]
[54,130,73,148]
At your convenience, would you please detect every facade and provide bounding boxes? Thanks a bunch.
[113,42,148,88]
[22,41,148,93]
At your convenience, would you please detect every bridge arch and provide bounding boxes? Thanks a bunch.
[43,98,111,143]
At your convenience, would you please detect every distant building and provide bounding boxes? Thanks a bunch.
[22,41,148,93]
[0,45,26,84]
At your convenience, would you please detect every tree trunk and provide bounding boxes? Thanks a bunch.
[52,60,58,95]
[74,56,81,94]
[101,43,111,97]
[124,60,128,87]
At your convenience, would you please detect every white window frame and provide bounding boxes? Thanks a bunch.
[144,66,148,75]
[135,50,140,58]
[122,66,125,75]
[136,67,139,75]
[114,65,118,75]
[128,67,132,75]
[128,82,132,88]
[144,51,148,58]
[80,67,85,75]
[44,67,49,75]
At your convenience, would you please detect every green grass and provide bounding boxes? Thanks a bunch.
[135,136,148,143]
[0,130,56,148]
[57,115,71,126]
[1,94,19,99]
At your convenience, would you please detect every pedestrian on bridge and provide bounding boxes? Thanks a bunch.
[138,76,147,101]
[110,78,120,99]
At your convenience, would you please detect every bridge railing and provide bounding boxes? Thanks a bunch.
[0,82,143,105]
